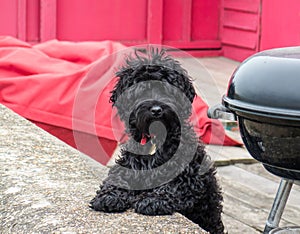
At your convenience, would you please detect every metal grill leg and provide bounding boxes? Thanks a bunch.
[263,179,294,234]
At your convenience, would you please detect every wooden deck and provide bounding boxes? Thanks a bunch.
[178,57,300,233]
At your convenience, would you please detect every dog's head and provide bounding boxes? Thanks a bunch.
[110,48,196,145]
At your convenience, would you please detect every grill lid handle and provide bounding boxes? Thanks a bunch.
[207,104,236,121]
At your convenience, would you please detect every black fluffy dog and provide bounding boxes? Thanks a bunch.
[90,48,224,234]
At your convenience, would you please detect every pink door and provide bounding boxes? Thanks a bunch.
[163,0,220,49]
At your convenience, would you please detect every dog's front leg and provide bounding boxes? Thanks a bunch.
[134,196,174,216]
[90,183,132,213]
[134,187,175,216]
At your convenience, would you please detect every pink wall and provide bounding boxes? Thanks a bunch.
[260,0,300,50]
[0,0,221,57]
[0,0,18,37]
[1,0,300,61]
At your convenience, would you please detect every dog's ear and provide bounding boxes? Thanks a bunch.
[109,81,120,105]
[110,67,133,105]
[168,71,196,104]
[110,50,144,105]
[180,74,196,104]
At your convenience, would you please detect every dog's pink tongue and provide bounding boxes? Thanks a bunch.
[141,135,147,145]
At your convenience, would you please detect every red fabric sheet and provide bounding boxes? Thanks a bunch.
[0,36,241,165]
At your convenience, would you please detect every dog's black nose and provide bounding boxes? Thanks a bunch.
[150,106,162,117]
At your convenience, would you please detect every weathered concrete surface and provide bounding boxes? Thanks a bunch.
[0,104,206,234]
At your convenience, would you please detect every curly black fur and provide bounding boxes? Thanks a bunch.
[90,48,224,234]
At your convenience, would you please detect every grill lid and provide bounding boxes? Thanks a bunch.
[223,46,300,122]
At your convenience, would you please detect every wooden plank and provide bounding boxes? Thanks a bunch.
[218,165,300,209]
[207,145,256,166]
[222,45,256,62]
[26,0,40,42]
[220,165,299,231]
[223,214,261,234]
[191,0,220,41]
[223,193,295,232]
[181,0,192,42]
[163,40,221,49]
[223,0,260,13]
[219,173,300,225]
[237,163,300,191]
[163,0,184,41]
[223,10,258,32]
[40,0,57,41]
[193,56,239,82]
[17,0,27,41]
[222,28,257,50]
[167,49,222,58]
[147,0,163,44]
[216,146,254,162]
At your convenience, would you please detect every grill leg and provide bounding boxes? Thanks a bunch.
[263,179,294,234]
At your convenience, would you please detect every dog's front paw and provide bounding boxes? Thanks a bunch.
[90,193,130,213]
[134,197,173,216]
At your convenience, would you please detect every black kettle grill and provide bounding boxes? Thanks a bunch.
[208,47,300,233]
